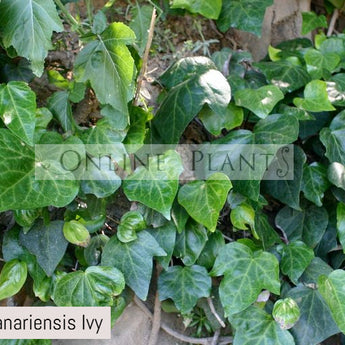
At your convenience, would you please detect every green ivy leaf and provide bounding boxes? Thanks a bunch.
[74,23,136,129]
[19,220,68,276]
[84,235,109,266]
[275,204,328,248]
[173,220,208,266]
[320,110,345,165]
[287,286,339,345]
[299,257,333,284]
[0,0,63,76]
[123,150,183,219]
[171,200,189,234]
[151,57,231,144]
[211,242,280,316]
[230,306,295,345]
[230,203,256,234]
[279,241,314,284]
[196,230,225,270]
[301,12,328,35]
[254,113,299,144]
[53,266,125,306]
[101,230,166,300]
[262,146,306,210]
[301,163,330,206]
[235,86,284,119]
[178,173,232,232]
[47,91,74,133]
[63,220,91,247]
[337,203,345,252]
[217,0,273,36]
[255,211,281,249]
[147,222,177,270]
[129,4,153,55]
[199,102,243,136]
[0,130,79,211]
[304,49,340,80]
[158,265,212,314]
[171,0,222,19]
[254,60,311,93]
[293,80,336,112]
[0,259,27,300]
[117,211,146,243]
[0,81,36,145]
[318,270,345,333]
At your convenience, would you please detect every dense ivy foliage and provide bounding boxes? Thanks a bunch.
[1,0,345,344]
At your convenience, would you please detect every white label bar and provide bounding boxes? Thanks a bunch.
[0,307,111,339]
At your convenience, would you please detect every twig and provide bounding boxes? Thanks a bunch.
[207,297,226,328]
[133,296,233,345]
[148,265,162,345]
[327,9,339,37]
[211,329,220,345]
[54,0,85,35]
[134,8,157,105]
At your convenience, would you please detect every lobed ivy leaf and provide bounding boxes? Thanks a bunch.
[101,230,166,300]
[301,163,330,206]
[293,80,336,112]
[0,81,36,146]
[230,306,295,345]
[254,60,311,93]
[0,129,79,211]
[151,57,231,144]
[234,86,284,119]
[217,0,273,36]
[279,241,314,284]
[318,270,345,334]
[287,286,339,345]
[0,0,63,76]
[173,220,208,266]
[123,150,183,219]
[320,110,345,165]
[254,211,281,249]
[178,173,232,232]
[171,0,222,19]
[74,23,136,129]
[53,266,125,306]
[299,257,333,284]
[158,265,212,314]
[19,220,68,276]
[301,12,328,35]
[0,259,27,301]
[275,204,328,248]
[211,242,280,316]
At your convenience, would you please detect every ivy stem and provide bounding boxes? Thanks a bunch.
[54,0,85,35]
[327,9,339,37]
[207,297,226,328]
[133,295,234,345]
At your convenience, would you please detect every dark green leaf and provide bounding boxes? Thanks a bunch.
[171,200,189,234]
[173,220,208,266]
[92,10,107,35]
[337,203,345,252]
[117,211,146,243]
[84,234,109,266]
[211,242,280,316]
[279,241,314,284]
[287,286,339,345]
[217,0,273,36]
[151,57,231,144]
[178,173,232,232]
[255,211,281,249]
[158,265,212,314]
[0,81,36,145]
[254,61,311,93]
[53,266,125,306]
[235,86,284,119]
[0,259,27,300]
[20,220,68,276]
[230,306,295,345]
[275,204,328,248]
[0,0,63,76]
[318,270,345,333]
[301,163,330,206]
[299,257,333,284]
[101,230,166,300]
[147,222,177,270]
